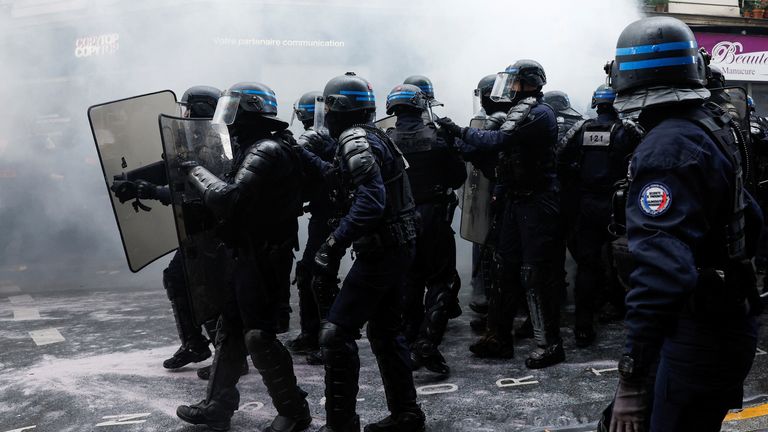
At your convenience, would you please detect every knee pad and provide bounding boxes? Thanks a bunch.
[244,329,277,352]
[319,322,355,350]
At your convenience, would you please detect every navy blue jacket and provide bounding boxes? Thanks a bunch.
[624,109,763,360]
[458,102,559,194]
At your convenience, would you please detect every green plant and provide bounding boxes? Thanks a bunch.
[646,0,667,5]
[744,0,761,10]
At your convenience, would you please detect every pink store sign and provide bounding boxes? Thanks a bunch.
[696,32,768,82]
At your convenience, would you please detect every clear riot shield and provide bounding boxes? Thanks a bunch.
[460,117,494,244]
[88,90,180,272]
[375,115,397,133]
[159,115,233,326]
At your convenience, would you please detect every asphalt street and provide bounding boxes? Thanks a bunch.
[2,257,768,432]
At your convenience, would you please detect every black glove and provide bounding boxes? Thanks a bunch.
[297,130,327,154]
[609,376,649,432]
[314,235,345,275]
[135,180,159,200]
[111,180,137,203]
[436,117,464,139]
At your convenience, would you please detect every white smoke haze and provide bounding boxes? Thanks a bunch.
[0,0,642,289]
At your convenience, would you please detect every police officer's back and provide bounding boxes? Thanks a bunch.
[604,17,763,432]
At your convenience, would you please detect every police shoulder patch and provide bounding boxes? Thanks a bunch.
[639,183,672,217]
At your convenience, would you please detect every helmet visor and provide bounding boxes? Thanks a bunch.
[211,95,240,126]
[313,96,328,134]
[473,88,482,116]
[490,69,520,103]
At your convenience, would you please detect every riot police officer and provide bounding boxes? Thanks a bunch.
[437,60,565,369]
[301,72,424,432]
[111,86,228,372]
[286,90,339,366]
[543,90,585,143]
[557,84,633,347]
[605,17,763,431]
[175,82,311,432]
[385,84,466,375]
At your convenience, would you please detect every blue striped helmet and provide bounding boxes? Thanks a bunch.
[591,84,616,109]
[403,75,435,99]
[294,90,321,124]
[386,84,427,115]
[609,17,707,94]
[323,72,376,113]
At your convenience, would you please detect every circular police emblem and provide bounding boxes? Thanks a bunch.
[639,183,671,217]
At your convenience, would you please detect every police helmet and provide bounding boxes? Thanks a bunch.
[386,84,427,115]
[181,85,220,118]
[490,60,546,102]
[477,74,497,98]
[706,64,726,89]
[748,95,755,113]
[323,72,376,113]
[213,82,288,131]
[403,75,435,99]
[607,17,709,112]
[591,84,617,109]
[294,91,321,124]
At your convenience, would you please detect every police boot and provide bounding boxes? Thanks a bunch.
[288,262,321,354]
[244,330,312,432]
[364,410,426,432]
[367,323,421,421]
[176,400,233,432]
[164,274,211,369]
[574,326,596,348]
[177,327,244,431]
[522,264,565,369]
[320,322,361,430]
[469,299,489,314]
[469,331,514,359]
[411,339,449,375]
[197,358,249,381]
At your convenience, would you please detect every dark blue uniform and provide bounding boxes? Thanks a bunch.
[557,110,633,339]
[624,105,762,431]
[306,125,421,429]
[294,131,338,347]
[389,113,466,364]
[458,97,564,365]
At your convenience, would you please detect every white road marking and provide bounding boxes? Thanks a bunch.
[416,383,459,395]
[757,347,767,356]
[13,308,41,321]
[95,413,151,427]
[242,402,264,410]
[3,426,37,432]
[0,285,21,294]
[496,376,539,388]
[29,328,65,346]
[590,367,619,376]
[8,295,33,304]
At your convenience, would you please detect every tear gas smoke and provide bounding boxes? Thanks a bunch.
[0,0,642,290]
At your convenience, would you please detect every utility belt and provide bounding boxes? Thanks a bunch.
[353,214,418,253]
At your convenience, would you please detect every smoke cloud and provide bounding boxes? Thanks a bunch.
[0,0,642,290]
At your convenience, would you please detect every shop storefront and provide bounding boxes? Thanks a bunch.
[696,32,768,116]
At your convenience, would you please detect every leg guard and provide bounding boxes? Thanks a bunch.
[521,263,562,347]
[486,257,520,339]
[164,262,207,347]
[418,281,451,346]
[244,329,310,425]
[366,321,419,416]
[319,321,360,429]
[296,261,321,337]
[205,321,244,412]
[313,273,340,320]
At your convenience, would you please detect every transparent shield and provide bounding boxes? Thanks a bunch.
[473,89,482,117]
[375,115,397,132]
[88,90,180,272]
[160,115,233,325]
[212,95,240,125]
[459,116,494,243]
